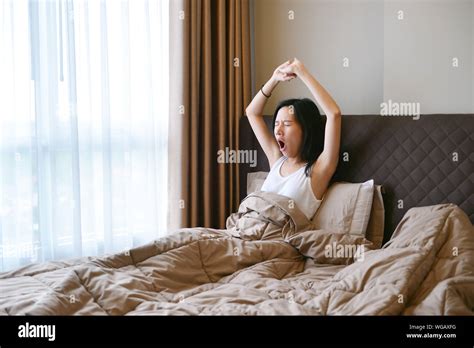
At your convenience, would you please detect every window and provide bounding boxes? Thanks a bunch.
[0,0,169,271]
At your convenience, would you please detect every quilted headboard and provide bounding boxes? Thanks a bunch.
[239,114,474,244]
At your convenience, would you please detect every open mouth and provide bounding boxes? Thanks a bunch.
[277,139,286,152]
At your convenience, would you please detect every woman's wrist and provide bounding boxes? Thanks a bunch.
[298,68,315,87]
[269,76,279,87]
[264,77,279,94]
[296,64,309,79]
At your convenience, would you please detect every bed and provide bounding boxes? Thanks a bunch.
[240,114,474,243]
[0,114,473,315]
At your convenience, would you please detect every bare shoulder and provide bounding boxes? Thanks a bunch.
[268,153,283,169]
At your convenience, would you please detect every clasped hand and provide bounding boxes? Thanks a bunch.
[272,58,306,82]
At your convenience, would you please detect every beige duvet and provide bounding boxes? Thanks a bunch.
[0,191,473,315]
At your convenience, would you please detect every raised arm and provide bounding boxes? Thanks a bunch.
[245,61,296,168]
[280,58,341,174]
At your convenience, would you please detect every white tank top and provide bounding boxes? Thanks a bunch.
[260,156,323,220]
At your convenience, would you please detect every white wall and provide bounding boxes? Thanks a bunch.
[384,0,473,114]
[253,0,474,115]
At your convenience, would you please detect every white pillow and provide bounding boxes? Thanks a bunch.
[311,180,375,236]
[247,172,376,237]
[365,184,385,248]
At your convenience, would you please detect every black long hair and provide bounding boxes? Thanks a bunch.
[272,98,325,177]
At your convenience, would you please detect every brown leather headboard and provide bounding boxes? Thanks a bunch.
[239,114,474,244]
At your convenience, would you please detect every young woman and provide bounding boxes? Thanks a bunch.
[245,58,341,220]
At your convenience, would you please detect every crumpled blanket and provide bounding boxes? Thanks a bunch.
[0,191,472,315]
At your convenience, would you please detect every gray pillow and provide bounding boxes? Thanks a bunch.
[246,172,269,195]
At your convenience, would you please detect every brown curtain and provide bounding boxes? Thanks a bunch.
[169,0,251,230]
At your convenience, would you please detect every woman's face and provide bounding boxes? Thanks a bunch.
[274,106,303,159]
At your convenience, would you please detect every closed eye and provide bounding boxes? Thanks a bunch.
[275,120,293,126]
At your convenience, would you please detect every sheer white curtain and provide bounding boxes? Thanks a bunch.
[0,0,169,272]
